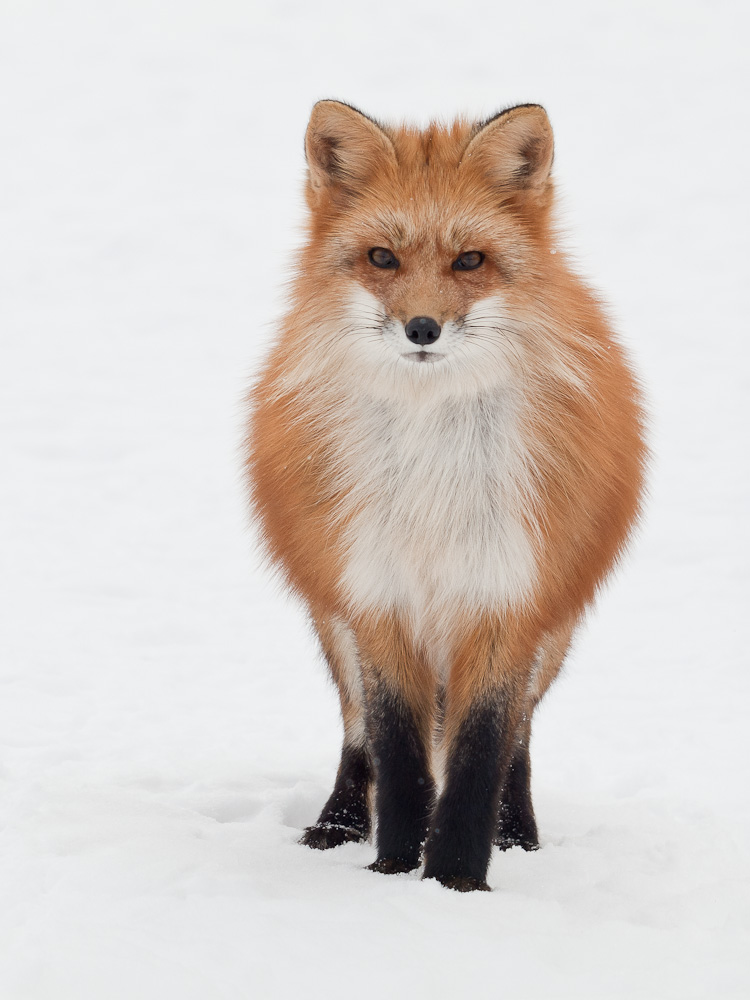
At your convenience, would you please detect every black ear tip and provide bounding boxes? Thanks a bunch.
[474,103,550,135]
[309,99,383,131]
[311,98,356,115]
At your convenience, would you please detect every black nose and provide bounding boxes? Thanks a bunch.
[405,316,441,345]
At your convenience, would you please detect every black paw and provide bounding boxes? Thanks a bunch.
[425,874,491,892]
[367,856,420,875]
[493,832,540,852]
[300,824,367,850]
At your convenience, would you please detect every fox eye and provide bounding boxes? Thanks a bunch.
[452,251,485,271]
[368,247,399,269]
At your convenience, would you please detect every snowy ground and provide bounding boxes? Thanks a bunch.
[1,1,748,997]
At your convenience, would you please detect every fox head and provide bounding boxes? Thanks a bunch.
[288,101,588,399]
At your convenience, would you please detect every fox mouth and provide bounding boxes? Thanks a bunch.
[402,351,444,364]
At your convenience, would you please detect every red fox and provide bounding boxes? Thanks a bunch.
[246,101,646,891]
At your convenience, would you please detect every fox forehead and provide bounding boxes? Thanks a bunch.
[332,184,529,265]
[342,129,506,242]
[347,201,516,251]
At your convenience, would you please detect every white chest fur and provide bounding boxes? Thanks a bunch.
[329,387,538,645]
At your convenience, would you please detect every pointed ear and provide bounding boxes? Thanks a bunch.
[461,104,554,192]
[305,100,397,202]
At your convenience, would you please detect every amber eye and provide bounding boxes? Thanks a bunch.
[368,247,399,269]
[452,251,485,271]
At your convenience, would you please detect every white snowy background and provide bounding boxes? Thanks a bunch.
[1,1,748,997]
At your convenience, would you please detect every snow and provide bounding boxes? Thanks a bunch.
[1,1,748,997]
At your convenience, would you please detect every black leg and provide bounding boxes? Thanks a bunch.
[495,715,539,851]
[424,696,519,891]
[367,684,435,874]
[300,741,372,849]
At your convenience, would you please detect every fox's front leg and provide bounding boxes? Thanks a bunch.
[301,617,372,850]
[359,618,436,874]
[493,620,576,851]
[423,619,532,891]
[494,712,539,851]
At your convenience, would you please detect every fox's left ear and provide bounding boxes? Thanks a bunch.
[461,104,554,192]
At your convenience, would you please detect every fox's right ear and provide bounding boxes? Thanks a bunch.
[305,101,397,205]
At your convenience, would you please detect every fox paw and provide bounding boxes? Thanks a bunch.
[300,823,367,850]
[367,856,420,875]
[426,874,491,892]
[493,832,540,852]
